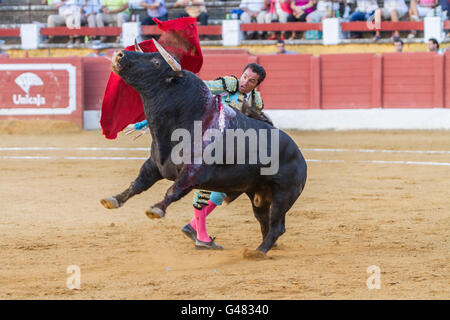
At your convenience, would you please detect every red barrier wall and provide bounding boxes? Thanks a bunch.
[320,53,374,109]
[258,54,313,109]
[73,52,450,112]
[0,58,83,126]
[197,54,257,80]
[2,52,446,128]
[82,57,112,111]
[383,52,436,108]
[445,52,450,108]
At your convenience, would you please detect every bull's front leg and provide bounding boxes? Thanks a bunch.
[145,164,206,219]
[100,157,162,210]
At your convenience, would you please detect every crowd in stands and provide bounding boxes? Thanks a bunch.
[239,0,449,40]
[40,0,210,43]
[38,0,450,43]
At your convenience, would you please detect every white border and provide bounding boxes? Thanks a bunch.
[0,64,77,115]
[84,109,450,131]
[265,109,450,130]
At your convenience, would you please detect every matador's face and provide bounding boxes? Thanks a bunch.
[239,68,260,94]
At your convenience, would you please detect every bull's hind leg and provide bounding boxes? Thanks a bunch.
[100,157,162,209]
[252,204,271,242]
[146,165,206,219]
[256,185,301,254]
[246,192,271,242]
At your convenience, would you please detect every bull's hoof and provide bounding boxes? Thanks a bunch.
[145,206,165,219]
[243,248,267,260]
[100,197,120,209]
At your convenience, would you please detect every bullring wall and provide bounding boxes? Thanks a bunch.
[1,52,450,130]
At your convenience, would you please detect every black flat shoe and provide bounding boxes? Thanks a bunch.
[181,224,197,243]
[195,236,224,250]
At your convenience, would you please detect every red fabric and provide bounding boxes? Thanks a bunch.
[100,17,203,139]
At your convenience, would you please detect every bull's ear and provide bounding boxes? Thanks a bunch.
[165,70,183,84]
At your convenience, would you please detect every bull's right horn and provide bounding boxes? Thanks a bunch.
[134,38,144,53]
[152,38,181,72]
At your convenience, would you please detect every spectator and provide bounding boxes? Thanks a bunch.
[140,0,168,25]
[96,0,130,42]
[440,0,449,18]
[342,0,354,19]
[44,0,85,44]
[373,0,408,41]
[174,0,208,26]
[0,40,9,58]
[394,38,403,52]
[66,1,88,45]
[408,0,438,39]
[265,0,292,40]
[276,39,298,53]
[239,0,268,40]
[306,0,339,22]
[82,0,102,28]
[287,0,316,40]
[347,0,378,39]
[428,37,444,53]
[441,0,450,37]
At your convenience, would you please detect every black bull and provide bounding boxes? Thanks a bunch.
[100,50,307,255]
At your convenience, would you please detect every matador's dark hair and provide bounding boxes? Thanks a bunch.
[243,63,266,85]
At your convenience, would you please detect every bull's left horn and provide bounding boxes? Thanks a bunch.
[135,38,144,53]
[152,38,181,72]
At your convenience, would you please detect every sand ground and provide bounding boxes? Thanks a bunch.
[0,127,449,299]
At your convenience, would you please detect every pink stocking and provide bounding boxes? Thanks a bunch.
[189,200,217,239]
[193,207,209,242]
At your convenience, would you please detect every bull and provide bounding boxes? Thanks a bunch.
[100,40,307,256]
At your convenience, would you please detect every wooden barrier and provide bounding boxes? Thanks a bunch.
[444,51,450,108]
[75,51,449,112]
[258,54,313,109]
[39,26,219,37]
[320,53,374,109]
[141,25,221,36]
[383,52,436,108]
[0,28,20,37]
[40,26,121,37]
[241,22,322,32]
[197,54,257,80]
[82,57,112,111]
[0,20,447,40]
[2,51,447,130]
[341,21,424,32]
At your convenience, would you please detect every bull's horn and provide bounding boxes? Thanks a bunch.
[134,38,144,53]
[152,38,181,72]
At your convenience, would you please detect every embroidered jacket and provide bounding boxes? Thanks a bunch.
[204,76,264,113]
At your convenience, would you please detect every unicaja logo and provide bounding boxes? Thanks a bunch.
[13,72,46,106]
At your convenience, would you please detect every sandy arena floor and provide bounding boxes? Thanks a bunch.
[0,127,449,299]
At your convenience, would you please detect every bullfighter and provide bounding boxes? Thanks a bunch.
[128,63,269,250]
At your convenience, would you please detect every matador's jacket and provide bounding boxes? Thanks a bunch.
[131,75,264,210]
[205,76,264,113]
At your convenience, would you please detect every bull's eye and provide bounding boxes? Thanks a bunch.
[152,59,161,68]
